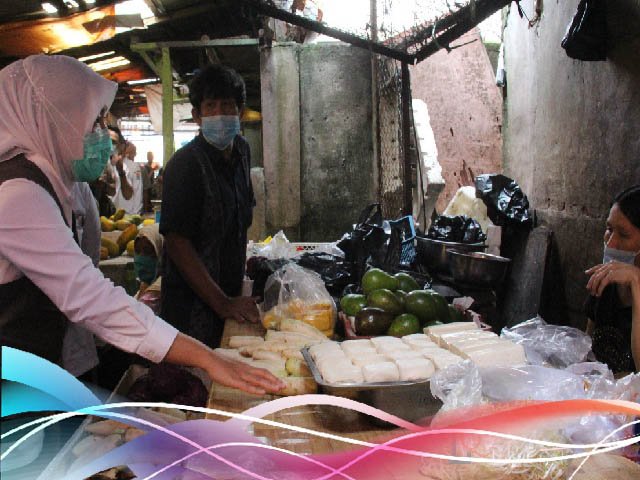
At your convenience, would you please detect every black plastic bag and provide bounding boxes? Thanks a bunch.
[475,174,532,227]
[427,215,487,243]
[245,256,291,300]
[336,203,389,281]
[561,0,607,61]
[294,252,354,296]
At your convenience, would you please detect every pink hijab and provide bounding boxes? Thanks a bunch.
[0,55,117,222]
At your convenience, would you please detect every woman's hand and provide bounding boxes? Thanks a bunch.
[585,261,640,297]
[205,351,286,395]
[164,333,285,396]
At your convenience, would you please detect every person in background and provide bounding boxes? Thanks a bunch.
[0,54,283,396]
[112,140,143,214]
[160,64,256,348]
[141,151,154,213]
[586,185,640,373]
[134,223,163,314]
[88,126,120,218]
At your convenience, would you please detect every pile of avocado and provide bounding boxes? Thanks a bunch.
[340,268,464,337]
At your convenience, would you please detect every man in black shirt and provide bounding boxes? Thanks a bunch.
[160,64,258,347]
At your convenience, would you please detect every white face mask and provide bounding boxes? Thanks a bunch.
[603,245,640,265]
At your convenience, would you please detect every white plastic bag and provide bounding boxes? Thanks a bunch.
[501,316,594,368]
[254,231,296,259]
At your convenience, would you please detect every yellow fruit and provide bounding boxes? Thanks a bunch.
[115,220,132,231]
[262,310,281,330]
[100,216,115,232]
[100,237,120,258]
[112,209,126,221]
[126,239,135,257]
[123,214,143,226]
[99,246,109,260]
[142,218,155,226]
[117,224,138,253]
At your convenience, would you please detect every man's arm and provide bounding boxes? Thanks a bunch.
[116,159,133,200]
[165,232,259,323]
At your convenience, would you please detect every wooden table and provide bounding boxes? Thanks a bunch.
[207,320,640,479]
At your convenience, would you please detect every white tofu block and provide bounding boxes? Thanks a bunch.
[341,341,377,358]
[350,354,388,367]
[425,322,479,335]
[395,358,435,381]
[441,330,496,343]
[430,354,464,370]
[417,346,450,358]
[362,362,400,383]
[383,350,423,361]
[321,364,364,384]
[228,336,265,349]
[376,343,411,355]
[370,336,405,348]
[309,342,342,361]
[344,348,378,360]
[341,339,374,348]
[402,333,430,342]
[463,343,527,367]
[315,352,348,372]
[407,340,438,350]
[451,339,511,356]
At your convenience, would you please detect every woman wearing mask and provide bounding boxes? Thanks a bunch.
[585,185,640,373]
[0,55,283,396]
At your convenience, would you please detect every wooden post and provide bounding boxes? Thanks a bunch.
[161,47,174,164]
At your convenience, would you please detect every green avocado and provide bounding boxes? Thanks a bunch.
[361,268,399,295]
[387,313,421,337]
[395,289,407,309]
[404,290,438,326]
[340,294,367,316]
[367,289,404,315]
[354,307,394,336]
[394,272,421,292]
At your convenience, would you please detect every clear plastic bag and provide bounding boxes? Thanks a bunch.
[262,264,336,336]
[254,230,296,259]
[501,316,594,368]
[480,365,587,402]
[430,360,483,412]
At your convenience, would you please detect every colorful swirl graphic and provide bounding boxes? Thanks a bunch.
[2,347,640,480]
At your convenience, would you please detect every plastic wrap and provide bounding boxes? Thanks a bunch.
[262,264,336,336]
[253,231,296,259]
[430,360,482,412]
[500,316,594,368]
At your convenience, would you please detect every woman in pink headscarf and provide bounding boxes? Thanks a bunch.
[0,55,283,395]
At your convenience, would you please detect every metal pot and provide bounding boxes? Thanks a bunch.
[448,250,511,287]
[415,236,487,274]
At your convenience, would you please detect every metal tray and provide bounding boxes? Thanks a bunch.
[301,348,442,426]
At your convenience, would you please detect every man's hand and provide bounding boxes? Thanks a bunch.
[586,261,640,297]
[218,296,261,323]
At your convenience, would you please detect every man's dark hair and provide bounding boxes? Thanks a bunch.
[613,185,640,230]
[188,64,246,111]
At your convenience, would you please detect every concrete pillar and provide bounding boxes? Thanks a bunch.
[248,167,266,242]
[260,44,301,240]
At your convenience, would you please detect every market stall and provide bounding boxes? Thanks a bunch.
[205,319,640,480]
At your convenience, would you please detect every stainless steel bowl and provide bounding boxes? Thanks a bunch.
[448,249,511,287]
[415,236,487,273]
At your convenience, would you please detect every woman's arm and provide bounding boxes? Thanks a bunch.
[586,261,640,369]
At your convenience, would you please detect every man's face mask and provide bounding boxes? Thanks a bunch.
[134,255,157,284]
[72,128,112,181]
[201,115,240,151]
[603,245,640,265]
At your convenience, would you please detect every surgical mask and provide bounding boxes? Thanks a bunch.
[201,115,240,150]
[134,255,157,284]
[72,128,112,181]
[603,245,640,265]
